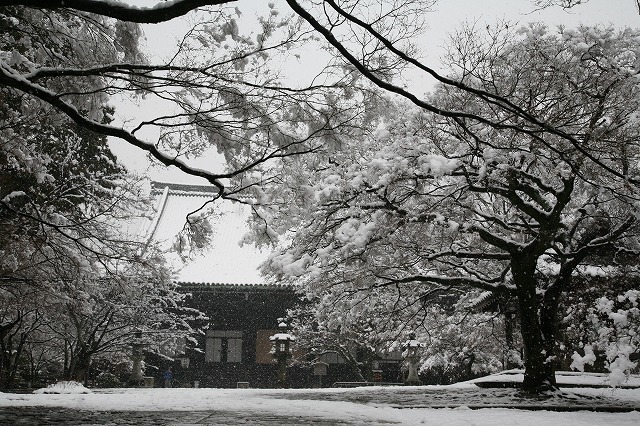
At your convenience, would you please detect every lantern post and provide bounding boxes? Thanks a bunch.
[402,333,424,386]
[270,319,295,388]
[130,329,146,386]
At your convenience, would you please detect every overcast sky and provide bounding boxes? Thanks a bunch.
[110,0,640,186]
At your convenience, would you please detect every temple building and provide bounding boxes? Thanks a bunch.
[140,181,305,388]
[141,181,400,388]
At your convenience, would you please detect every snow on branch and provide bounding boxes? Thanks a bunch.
[0,62,228,193]
[375,272,515,295]
[4,0,237,23]
[286,0,640,188]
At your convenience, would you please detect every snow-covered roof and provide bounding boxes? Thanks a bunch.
[142,181,269,286]
[178,282,291,291]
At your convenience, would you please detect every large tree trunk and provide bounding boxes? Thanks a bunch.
[65,362,89,383]
[503,309,517,369]
[0,355,17,389]
[342,350,367,382]
[0,320,25,390]
[512,259,557,393]
[64,348,91,383]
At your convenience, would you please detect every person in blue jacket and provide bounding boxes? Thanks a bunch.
[163,368,173,388]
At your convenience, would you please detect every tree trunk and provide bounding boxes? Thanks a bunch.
[464,353,476,379]
[512,259,557,393]
[345,353,367,382]
[334,345,367,382]
[0,319,21,389]
[539,274,568,377]
[65,364,88,383]
[0,356,14,389]
[503,310,517,369]
[65,350,91,383]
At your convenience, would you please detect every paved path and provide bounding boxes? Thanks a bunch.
[0,407,359,425]
[1,385,637,425]
[265,385,640,411]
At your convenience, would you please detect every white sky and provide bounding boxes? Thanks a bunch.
[109,0,640,185]
[147,188,268,283]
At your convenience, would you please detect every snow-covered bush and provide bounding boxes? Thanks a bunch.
[417,301,515,385]
[571,289,640,386]
[33,381,92,394]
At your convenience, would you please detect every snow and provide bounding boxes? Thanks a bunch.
[334,218,376,247]
[2,374,638,425]
[1,190,25,203]
[281,254,311,277]
[610,310,629,326]
[419,154,460,177]
[571,345,597,372]
[467,370,640,388]
[32,381,92,395]
[1,387,638,425]
[270,332,295,341]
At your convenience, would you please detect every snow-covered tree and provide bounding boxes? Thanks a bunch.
[0,6,151,275]
[261,25,640,392]
[567,272,640,386]
[4,1,640,394]
[1,2,367,199]
[0,243,206,387]
[289,284,514,384]
[288,281,416,382]
[0,277,47,388]
[40,260,204,383]
[0,7,213,387]
[417,303,512,385]
[534,0,640,13]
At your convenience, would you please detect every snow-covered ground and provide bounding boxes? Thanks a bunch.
[469,369,640,388]
[1,374,639,425]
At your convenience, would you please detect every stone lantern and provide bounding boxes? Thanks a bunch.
[270,319,295,388]
[130,329,146,386]
[402,332,424,386]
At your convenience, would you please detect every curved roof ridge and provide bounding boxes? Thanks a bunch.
[177,281,292,288]
[140,185,169,241]
[150,181,255,201]
[151,181,218,196]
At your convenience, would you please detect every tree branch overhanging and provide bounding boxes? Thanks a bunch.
[374,271,514,295]
[2,0,237,23]
[1,63,230,193]
[285,0,640,187]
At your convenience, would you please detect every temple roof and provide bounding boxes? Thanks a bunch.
[142,181,269,286]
